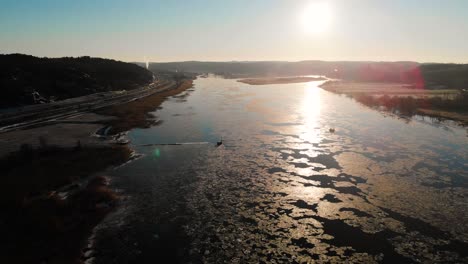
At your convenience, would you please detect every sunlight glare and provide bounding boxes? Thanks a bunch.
[301,2,332,34]
[300,82,322,144]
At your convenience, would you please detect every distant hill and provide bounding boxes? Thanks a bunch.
[149,60,468,89]
[0,54,153,108]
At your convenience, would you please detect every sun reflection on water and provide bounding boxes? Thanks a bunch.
[300,82,322,144]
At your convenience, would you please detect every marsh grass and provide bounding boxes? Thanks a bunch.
[355,93,468,125]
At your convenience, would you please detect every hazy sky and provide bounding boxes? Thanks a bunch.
[1,0,468,63]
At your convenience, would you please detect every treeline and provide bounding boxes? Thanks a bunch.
[149,61,468,90]
[420,63,468,89]
[0,54,153,108]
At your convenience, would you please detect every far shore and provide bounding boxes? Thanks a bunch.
[238,76,327,85]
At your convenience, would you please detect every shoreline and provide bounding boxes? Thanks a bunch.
[0,78,195,263]
[238,76,326,85]
[97,79,194,134]
[416,108,468,126]
[0,145,132,263]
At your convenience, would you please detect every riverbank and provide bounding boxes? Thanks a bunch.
[320,81,468,126]
[97,79,194,134]
[238,76,326,85]
[0,145,131,263]
[0,78,195,263]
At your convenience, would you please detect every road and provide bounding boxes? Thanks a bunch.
[0,80,177,133]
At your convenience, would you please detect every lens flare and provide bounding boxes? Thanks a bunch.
[153,148,161,158]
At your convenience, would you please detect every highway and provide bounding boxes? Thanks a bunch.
[0,80,177,133]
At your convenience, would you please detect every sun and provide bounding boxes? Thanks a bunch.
[301,2,332,34]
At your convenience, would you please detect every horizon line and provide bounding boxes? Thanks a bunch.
[3,53,467,65]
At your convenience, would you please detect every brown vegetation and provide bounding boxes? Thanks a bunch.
[97,79,194,134]
[321,81,468,125]
[238,76,326,85]
[354,94,468,125]
[320,81,460,97]
[416,109,468,125]
[0,144,131,263]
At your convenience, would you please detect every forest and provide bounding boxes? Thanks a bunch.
[0,54,153,108]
